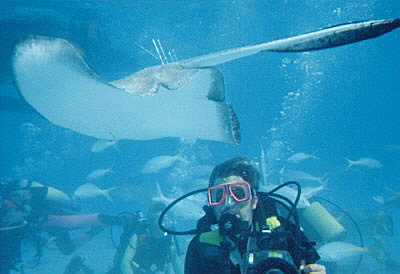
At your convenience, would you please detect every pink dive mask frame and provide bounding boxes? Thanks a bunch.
[208,181,253,206]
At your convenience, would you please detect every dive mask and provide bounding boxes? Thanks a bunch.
[208,181,253,206]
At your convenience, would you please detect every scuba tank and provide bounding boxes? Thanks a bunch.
[299,201,346,242]
[3,179,79,212]
[40,184,78,211]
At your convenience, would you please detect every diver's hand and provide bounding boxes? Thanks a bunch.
[303,264,326,274]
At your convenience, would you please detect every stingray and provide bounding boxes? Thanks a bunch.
[12,19,399,144]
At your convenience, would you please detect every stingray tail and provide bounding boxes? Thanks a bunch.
[227,104,241,145]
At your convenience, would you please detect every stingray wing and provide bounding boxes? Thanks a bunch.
[12,37,240,144]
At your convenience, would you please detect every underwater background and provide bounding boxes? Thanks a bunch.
[1,0,399,273]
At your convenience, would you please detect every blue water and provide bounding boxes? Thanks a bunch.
[1,1,399,273]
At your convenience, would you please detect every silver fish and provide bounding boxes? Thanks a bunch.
[85,167,113,180]
[301,183,326,200]
[384,144,400,152]
[141,154,188,174]
[90,139,119,153]
[73,183,116,202]
[318,241,367,262]
[287,152,319,164]
[152,182,205,220]
[380,187,400,208]
[282,169,328,185]
[345,157,383,169]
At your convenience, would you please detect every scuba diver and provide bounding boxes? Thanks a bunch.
[0,179,118,274]
[107,201,183,274]
[184,156,326,274]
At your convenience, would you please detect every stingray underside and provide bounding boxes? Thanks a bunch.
[12,37,240,144]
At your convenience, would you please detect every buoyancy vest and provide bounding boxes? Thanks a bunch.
[198,192,280,247]
[118,229,172,274]
[197,192,319,266]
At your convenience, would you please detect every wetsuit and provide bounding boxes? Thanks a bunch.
[0,226,25,274]
[109,221,172,274]
[0,200,27,274]
[0,179,106,273]
[184,193,320,274]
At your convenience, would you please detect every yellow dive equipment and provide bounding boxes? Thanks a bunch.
[14,179,77,211]
[300,201,346,241]
[42,184,77,210]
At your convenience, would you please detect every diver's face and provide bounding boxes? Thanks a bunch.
[209,176,258,225]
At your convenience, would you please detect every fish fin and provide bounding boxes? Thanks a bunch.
[372,195,385,205]
[154,181,169,205]
[384,187,398,195]
[177,156,190,165]
[103,187,117,202]
[206,69,225,102]
[109,132,120,152]
[344,158,354,170]
[103,193,113,202]
[321,173,330,186]
[174,150,188,165]
[310,149,320,161]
